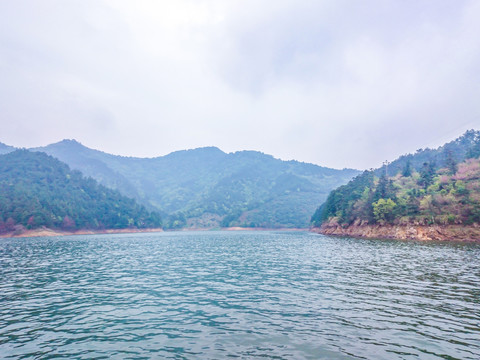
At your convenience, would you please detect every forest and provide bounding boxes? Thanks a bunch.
[311,130,480,227]
[0,150,162,234]
[26,141,359,229]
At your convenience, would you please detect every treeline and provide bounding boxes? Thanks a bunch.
[312,130,480,227]
[373,129,480,177]
[0,150,162,233]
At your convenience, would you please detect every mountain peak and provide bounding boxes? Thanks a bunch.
[0,141,16,155]
[56,139,84,146]
[39,139,91,153]
[165,146,226,159]
[189,146,224,153]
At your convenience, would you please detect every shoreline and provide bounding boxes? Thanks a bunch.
[172,226,308,232]
[4,224,480,242]
[312,223,480,242]
[0,227,165,239]
[1,226,308,239]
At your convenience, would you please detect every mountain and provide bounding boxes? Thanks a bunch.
[32,139,144,205]
[0,142,16,155]
[311,130,480,240]
[33,140,360,228]
[373,129,480,177]
[0,150,162,234]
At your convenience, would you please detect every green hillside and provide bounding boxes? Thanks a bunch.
[34,141,359,228]
[374,129,480,177]
[0,150,162,234]
[312,130,480,228]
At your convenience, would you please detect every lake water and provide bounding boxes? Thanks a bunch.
[0,231,479,359]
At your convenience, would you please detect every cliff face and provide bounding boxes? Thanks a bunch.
[313,220,480,241]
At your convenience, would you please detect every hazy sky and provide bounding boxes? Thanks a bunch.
[1,0,479,169]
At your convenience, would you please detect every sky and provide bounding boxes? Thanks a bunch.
[1,0,479,169]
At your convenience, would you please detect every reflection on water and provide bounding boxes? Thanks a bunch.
[1,231,479,359]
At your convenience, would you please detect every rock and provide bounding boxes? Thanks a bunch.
[313,222,480,241]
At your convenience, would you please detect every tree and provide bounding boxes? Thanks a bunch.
[373,174,396,203]
[444,149,457,175]
[167,212,186,229]
[5,217,15,232]
[406,195,420,216]
[402,159,412,177]
[0,151,162,232]
[420,195,436,224]
[61,215,76,230]
[465,130,480,159]
[372,198,397,223]
[419,161,436,189]
[27,216,35,229]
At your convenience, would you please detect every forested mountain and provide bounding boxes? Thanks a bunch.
[33,140,359,228]
[0,150,162,234]
[311,130,480,228]
[373,129,480,177]
[0,142,15,155]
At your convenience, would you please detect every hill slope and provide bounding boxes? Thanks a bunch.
[0,142,16,155]
[0,150,162,234]
[373,129,480,177]
[311,130,480,241]
[34,140,360,228]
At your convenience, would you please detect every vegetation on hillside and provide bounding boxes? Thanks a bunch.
[373,129,480,176]
[34,141,359,229]
[312,130,480,227]
[0,150,162,234]
[0,142,15,155]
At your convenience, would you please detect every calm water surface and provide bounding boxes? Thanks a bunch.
[0,231,479,359]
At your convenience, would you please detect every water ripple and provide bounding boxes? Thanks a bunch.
[1,231,479,359]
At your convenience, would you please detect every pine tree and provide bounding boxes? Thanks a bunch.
[419,161,436,189]
[402,159,412,177]
[445,149,458,175]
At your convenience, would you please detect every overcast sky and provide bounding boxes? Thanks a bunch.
[1,0,479,169]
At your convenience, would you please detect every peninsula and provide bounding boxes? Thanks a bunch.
[311,130,480,241]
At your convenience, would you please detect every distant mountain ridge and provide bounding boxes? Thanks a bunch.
[0,142,16,155]
[29,140,360,228]
[32,140,144,206]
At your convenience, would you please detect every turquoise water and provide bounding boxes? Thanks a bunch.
[0,231,479,359]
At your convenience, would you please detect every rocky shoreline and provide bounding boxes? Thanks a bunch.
[312,222,480,241]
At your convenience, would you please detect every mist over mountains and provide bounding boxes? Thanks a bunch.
[0,140,359,229]
[0,142,15,155]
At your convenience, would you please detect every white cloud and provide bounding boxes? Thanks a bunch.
[0,0,479,169]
